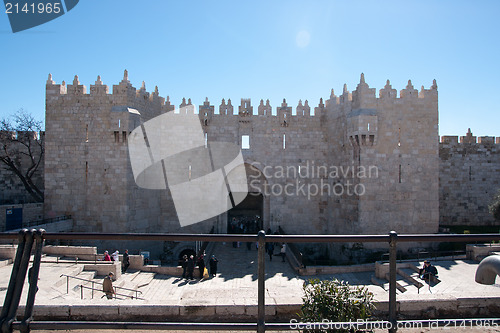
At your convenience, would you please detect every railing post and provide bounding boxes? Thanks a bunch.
[0,229,28,332]
[66,276,69,294]
[92,282,94,299]
[389,231,398,333]
[257,230,266,333]
[21,229,46,333]
[80,285,83,299]
[2,229,35,333]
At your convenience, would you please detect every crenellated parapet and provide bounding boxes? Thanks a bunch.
[440,129,499,145]
[46,70,174,117]
[47,71,439,123]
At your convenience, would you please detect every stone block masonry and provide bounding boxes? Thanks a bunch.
[440,129,500,226]
[40,70,498,258]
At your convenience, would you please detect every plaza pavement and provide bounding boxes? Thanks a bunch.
[0,242,499,323]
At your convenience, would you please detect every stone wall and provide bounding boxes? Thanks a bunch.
[439,131,500,226]
[44,72,445,259]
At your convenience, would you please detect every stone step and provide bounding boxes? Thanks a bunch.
[132,271,156,288]
[397,267,424,290]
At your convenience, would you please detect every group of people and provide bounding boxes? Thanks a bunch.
[102,249,130,273]
[181,252,219,280]
[265,242,286,262]
[229,216,262,234]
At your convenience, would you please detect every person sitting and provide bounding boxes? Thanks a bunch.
[419,260,438,281]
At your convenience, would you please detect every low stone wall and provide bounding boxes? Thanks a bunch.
[83,262,121,280]
[466,244,500,262]
[299,263,374,276]
[44,245,96,258]
[0,245,17,261]
[5,295,500,322]
[375,261,416,279]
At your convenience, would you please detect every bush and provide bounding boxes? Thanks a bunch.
[298,278,375,332]
[489,189,500,222]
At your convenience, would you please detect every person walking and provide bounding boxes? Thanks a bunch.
[122,249,130,273]
[102,272,115,299]
[209,255,218,277]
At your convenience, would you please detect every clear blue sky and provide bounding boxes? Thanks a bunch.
[1,0,499,137]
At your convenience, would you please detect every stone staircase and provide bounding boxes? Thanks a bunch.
[372,263,435,294]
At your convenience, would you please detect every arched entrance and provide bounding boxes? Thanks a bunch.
[224,162,269,234]
[227,192,263,233]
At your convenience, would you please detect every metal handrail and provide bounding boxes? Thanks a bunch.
[24,215,72,228]
[77,284,145,300]
[278,226,305,269]
[60,274,142,299]
[1,231,500,333]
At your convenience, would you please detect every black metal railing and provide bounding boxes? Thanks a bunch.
[278,226,305,269]
[23,215,72,228]
[0,230,499,333]
[77,284,145,301]
[196,225,215,258]
[60,274,143,300]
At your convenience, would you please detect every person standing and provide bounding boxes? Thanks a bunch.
[209,255,218,277]
[122,249,130,273]
[102,272,115,299]
[186,255,195,280]
[197,253,206,279]
[181,255,188,278]
[267,242,274,261]
[280,243,286,262]
[103,251,111,261]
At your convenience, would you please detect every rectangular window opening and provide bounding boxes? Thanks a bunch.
[283,134,286,150]
[114,131,119,143]
[204,132,208,148]
[122,131,127,142]
[242,135,250,150]
[118,119,121,128]
[85,124,89,143]
[398,164,402,183]
[188,165,192,181]
[85,161,88,183]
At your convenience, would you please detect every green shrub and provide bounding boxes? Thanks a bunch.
[489,189,500,222]
[298,278,375,332]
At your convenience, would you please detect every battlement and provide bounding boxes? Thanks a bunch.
[0,130,44,141]
[440,129,500,145]
[46,71,438,120]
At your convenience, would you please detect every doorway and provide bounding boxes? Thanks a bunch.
[227,192,263,234]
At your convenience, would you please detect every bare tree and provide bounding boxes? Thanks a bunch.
[0,109,44,203]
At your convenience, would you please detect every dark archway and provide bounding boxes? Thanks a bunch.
[227,192,263,234]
